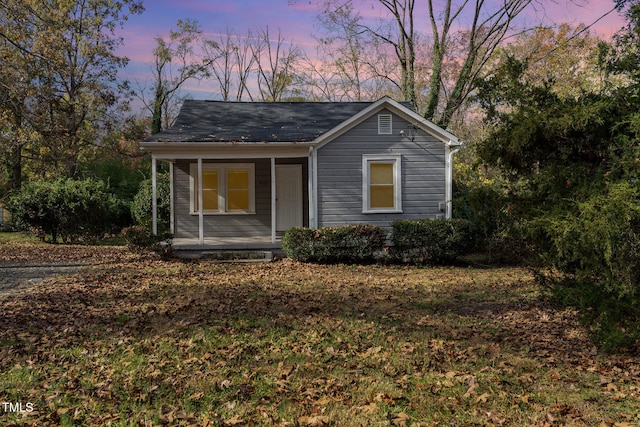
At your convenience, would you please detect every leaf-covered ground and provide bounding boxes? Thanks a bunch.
[0,241,639,426]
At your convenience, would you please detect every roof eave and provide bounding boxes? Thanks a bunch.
[140,140,316,150]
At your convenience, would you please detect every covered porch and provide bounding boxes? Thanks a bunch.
[171,236,282,250]
[149,144,319,249]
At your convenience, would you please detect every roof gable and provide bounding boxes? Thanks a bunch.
[314,97,460,148]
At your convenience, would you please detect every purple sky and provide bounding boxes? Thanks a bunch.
[115,0,627,103]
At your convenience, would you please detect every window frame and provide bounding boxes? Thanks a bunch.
[362,155,402,214]
[189,163,256,215]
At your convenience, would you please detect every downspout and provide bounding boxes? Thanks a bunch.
[445,143,462,219]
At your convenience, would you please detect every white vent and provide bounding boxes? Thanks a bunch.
[378,114,392,134]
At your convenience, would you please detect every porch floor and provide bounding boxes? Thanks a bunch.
[171,236,282,251]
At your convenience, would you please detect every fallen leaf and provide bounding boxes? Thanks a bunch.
[223,415,244,426]
[298,415,329,426]
[476,392,490,403]
[392,412,410,426]
[463,383,478,398]
[361,402,378,413]
[189,391,204,400]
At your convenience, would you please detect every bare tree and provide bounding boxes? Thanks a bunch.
[428,0,535,126]
[202,28,257,101]
[233,30,257,101]
[250,27,302,102]
[314,2,369,100]
[301,3,400,101]
[311,0,537,127]
[202,31,233,101]
[316,0,416,105]
[139,19,207,134]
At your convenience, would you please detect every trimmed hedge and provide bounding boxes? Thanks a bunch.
[283,224,387,263]
[390,218,474,265]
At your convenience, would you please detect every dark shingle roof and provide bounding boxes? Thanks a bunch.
[144,100,382,143]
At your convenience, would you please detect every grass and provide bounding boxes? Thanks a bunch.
[0,243,639,426]
[0,231,127,246]
[0,231,40,244]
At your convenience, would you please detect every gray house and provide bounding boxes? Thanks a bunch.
[140,96,461,249]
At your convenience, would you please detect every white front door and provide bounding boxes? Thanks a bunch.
[276,164,303,231]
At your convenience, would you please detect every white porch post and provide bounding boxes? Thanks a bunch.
[308,147,315,228]
[271,157,277,244]
[151,156,157,235]
[169,162,174,235]
[198,158,204,245]
[311,147,318,228]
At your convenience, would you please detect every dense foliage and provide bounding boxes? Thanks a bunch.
[0,0,145,190]
[473,1,640,350]
[390,218,475,265]
[282,224,387,263]
[7,178,123,243]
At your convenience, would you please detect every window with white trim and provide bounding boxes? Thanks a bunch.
[190,163,255,214]
[362,155,402,213]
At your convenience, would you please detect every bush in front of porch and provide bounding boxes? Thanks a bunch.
[282,224,387,264]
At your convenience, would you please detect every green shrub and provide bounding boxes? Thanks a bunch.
[283,224,387,263]
[282,227,315,262]
[454,181,506,242]
[533,182,640,351]
[485,223,534,265]
[131,172,170,232]
[121,225,172,254]
[7,178,121,243]
[390,218,474,265]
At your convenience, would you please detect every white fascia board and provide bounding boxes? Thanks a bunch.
[141,144,310,160]
[140,140,314,149]
[383,98,461,147]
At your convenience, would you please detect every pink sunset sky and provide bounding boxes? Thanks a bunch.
[115,0,628,103]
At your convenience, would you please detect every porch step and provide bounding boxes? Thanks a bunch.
[179,250,274,262]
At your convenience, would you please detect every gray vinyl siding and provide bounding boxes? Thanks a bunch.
[172,158,307,239]
[316,109,446,228]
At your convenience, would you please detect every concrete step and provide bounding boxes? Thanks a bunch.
[177,250,274,262]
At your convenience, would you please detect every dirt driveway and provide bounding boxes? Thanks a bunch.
[0,241,136,296]
[0,263,88,296]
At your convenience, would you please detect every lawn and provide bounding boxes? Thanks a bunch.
[0,241,639,426]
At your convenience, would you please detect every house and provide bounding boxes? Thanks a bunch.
[140,96,461,250]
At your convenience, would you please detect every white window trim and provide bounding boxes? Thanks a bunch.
[189,163,256,215]
[378,114,392,134]
[362,154,402,214]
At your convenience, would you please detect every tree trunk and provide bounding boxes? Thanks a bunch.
[424,47,443,121]
[9,143,22,191]
[152,92,164,134]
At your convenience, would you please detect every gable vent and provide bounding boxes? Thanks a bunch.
[378,114,392,134]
